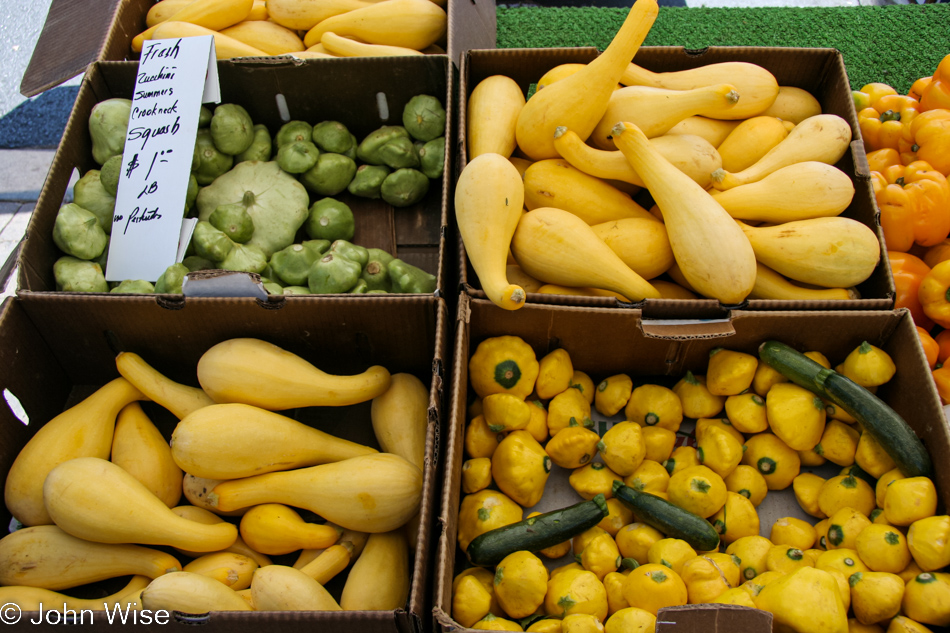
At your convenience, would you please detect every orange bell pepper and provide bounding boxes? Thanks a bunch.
[866,148,901,174]
[936,328,950,365]
[910,76,933,102]
[889,251,934,330]
[919,258,950,328]
[924,239,950,269]
[915,118,950,176]
[876,161,950,250]
[921,53,950,112]
[860,94,920,153]
[932,365,950,405]
[918,326,940,369]
[901,109,950,167]
[860,82,898,104]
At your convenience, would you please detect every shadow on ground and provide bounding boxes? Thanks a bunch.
[0,85,78,150]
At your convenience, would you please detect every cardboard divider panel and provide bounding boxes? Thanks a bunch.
[456,47,894,316]
[435,296,948,633]
[19,56,452,299]
[0,294,448,633]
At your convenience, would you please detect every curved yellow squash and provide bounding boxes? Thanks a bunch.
[251,565,342,611]
[760,86,823,124]
[468,75,525,160]
[208,453,423,533]
[666,116,740,148]
[320,32,423,57]
[219,19,305,55]
[115,351,215,419]
[750,262,859,302]
[514,0,658,159]
[239,504,341,555]
[590,217,674,280]
[183,552,258,590]
[297,543,354,585]
[716,116,789,173]
[111,401,183,508]
[511,207,661,302]
[141,571,253,612]
[170,506,273,567]
[132,0,254,52]
[4,377,145,526]
[151,21,268,59]
[340,530,410,610]
[303,0,446,50]
[621,61,779,120]
[171,402,377,479]
[371,373,430,471]
[0,576,150,611]
[266,0,386,31]
[738,217,881,289]
[182,474,247,517]
[0,525,180,590]
[196,338,391,410]
[44,458,238,553]
[611,121,756,304]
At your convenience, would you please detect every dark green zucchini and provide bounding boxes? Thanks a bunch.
[758,340,932,478]
[612,481,720,551]
[465,494,609,567]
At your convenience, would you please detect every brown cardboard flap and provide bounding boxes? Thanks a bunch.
[656,604,772,632]
[19,0,121,97]
[640,318,736,340]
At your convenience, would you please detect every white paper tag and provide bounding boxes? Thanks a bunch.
[106,36,220,281]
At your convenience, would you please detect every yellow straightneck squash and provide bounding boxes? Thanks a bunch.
[591,83,740,149]
[208,453,423,533]
[468,75,526,160]
[4,377,145,527]
[621,61,779,120]
[749,262,859,302]
[455,153,527,311]
[303,0,446,50]
[196,337,391,409]
[710,114,852,190]
[170,402,377,479]
[251,565,342,611]
[553,127,721,188]
[43,458,238,553]
[0,575,150,612]
[116,351,215,419]
[738,217,881,289]
[340,530,410,610]
[510,207,661,302]
[0,525,180,590]
[709,161,855,223]
[111,401,183,508]
[611,121,756,304]
[142,571,253,612]
[514,0,658,160]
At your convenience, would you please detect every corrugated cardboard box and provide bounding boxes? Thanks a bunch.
[455,47,893,318]
[0,293,447,633]
[18,55,453,299]
[19,0,496,98]
[434,295,948,632]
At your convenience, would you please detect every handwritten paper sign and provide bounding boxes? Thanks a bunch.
[105,36,220,282]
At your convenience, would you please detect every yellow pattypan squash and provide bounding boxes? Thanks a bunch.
[454,567,504,617]
[673,372,724,419]
[667,465,727,519]
[547,426,601,470]
[625,384,683,431]
[826,507,872,550]
[472,612,524,631]
[458,489,523,551]
[766,382,827,451]
[766,544,814,574]
[725,535,773,583]
[792,472,827,519]
[483,393,532,433]
[603,571,630,616]
[841,341,896,388]
[709,491,760,546]
[462,457,494,494]
[907,515,950,571]
[875,468,905,509]
[598,422,646,477]
[526,619,561,633]
[581,531,622,580]
[887,615,936,633]
[711,587,757,607]
[543,568,608,621]
[571,370,596,404]
[724,392,769,434]
[621,563,688,616]
[524,399,549,444]
[493,550,548,619]
[597,498,634,537]
[884,477,938,527]
[615,523,664,566]
[695,422,743,479]
[623,459,670,495]
[679,554,735,604]
[663,445,700,476]
[492,431,552,508]
[535,348,573,400]
[595,374,634,417]
[770,516,817,550]
[465,414,503,459]
[570,462,621,501]
[753,567,849,633]
[453,573,494,628]
[741,432,800,491]
[603,607,656,633]
[561,613,604,633]
[470,335,540,400]
[799,446,827,468]
[815,420,860,467]
[724,465,768,507]
[547,388,593,437]
[855,524,911,574]
[854,431,897,478]
[752,361,788,397]
[647,538,697,575]
[706,348,758,396]
[816,548,868,577]
[641,426,676,464]
[818,474,876,518]
[902,572,950,627]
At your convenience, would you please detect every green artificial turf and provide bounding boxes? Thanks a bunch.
[496,4,950,93]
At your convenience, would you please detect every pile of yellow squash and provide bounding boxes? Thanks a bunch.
[457,0,881,310]
[454,334,949,633]
[0,338,429,613]
[137,0,447,59]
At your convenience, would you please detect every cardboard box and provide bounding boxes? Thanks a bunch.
[19,0,496,98]
[0,293,448,633]
[455,47,893,318]
[18,55,453,298]
[434,295,949,632]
